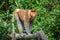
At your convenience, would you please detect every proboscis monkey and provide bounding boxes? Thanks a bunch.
[14,9,36,35]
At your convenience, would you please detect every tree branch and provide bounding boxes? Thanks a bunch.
[8,30,48,40]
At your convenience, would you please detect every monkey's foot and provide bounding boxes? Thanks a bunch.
[20,33,26,37]
[28,33,32,35]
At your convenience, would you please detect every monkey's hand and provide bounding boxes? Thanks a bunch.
[20,33,26,37]
[28,33,32,35]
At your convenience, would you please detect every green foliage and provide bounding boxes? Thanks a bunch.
[0,0,60,40]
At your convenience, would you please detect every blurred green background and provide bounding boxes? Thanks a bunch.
[0,0,60,40]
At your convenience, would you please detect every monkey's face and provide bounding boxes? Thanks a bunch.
[29,10,36,21]
[30,10,36,18]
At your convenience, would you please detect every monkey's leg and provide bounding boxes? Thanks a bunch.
[17,19,23,33]
[24,22,31,34]
[29,23,32,32]
[14,13,23,33]
[29,19,34,32]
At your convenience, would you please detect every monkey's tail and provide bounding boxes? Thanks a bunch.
[12,13,16,40]
[12,13,15,33]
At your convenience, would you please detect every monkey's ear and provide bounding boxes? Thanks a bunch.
[31,10,36,17]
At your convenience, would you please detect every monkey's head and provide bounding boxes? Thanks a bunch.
[30,10,36,18]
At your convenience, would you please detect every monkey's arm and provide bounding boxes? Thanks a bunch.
[29,18,34,32]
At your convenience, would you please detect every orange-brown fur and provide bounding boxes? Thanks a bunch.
[14,9,36,23]
[14,9,36,34]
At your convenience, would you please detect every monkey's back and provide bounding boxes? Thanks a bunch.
[18,9,30,22]
[14,9,36,23]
